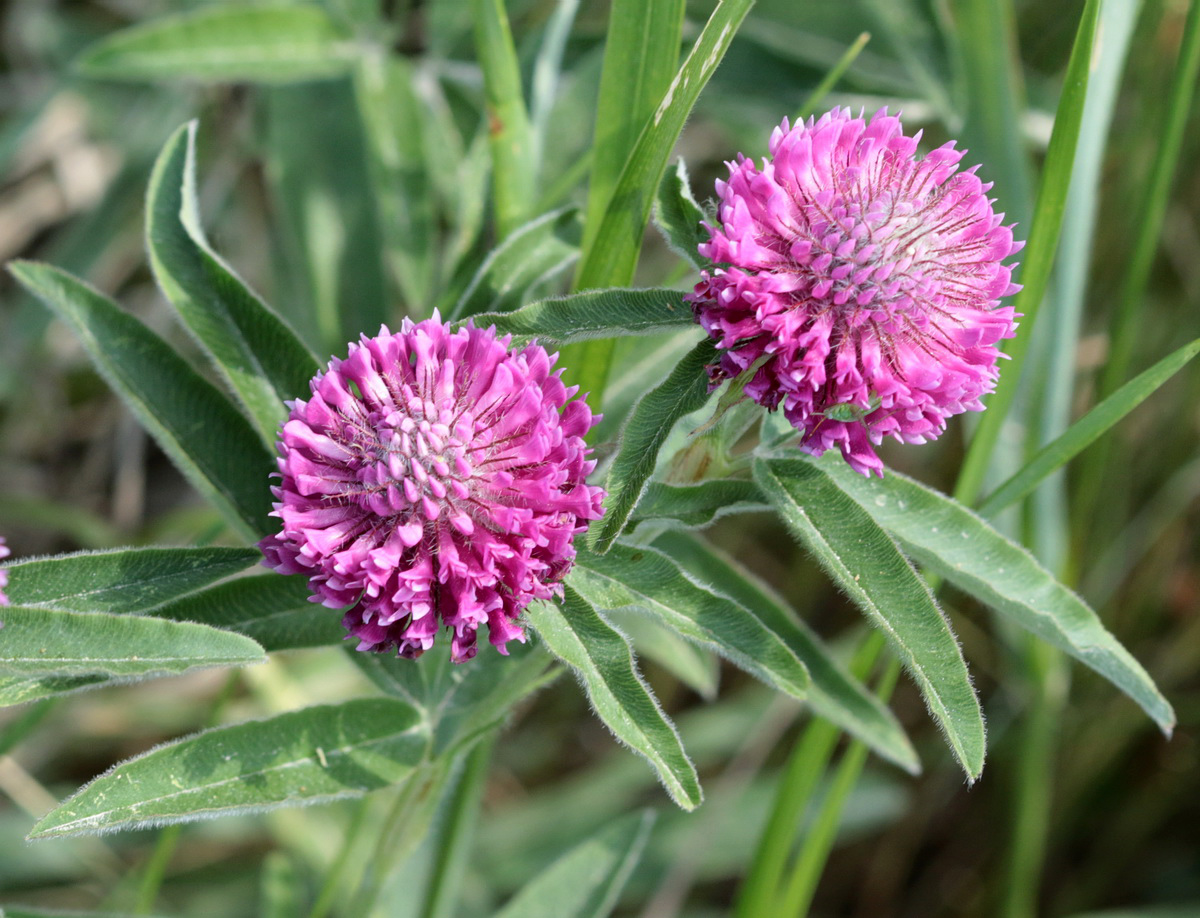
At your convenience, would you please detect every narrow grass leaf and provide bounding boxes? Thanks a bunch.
[654,530,920,774]
[754,457,984,779]
[5,547,259,613]
[982,336,1200,517]
[147,121,320,447]
[570,543,810,700]
[580,0,685,264]
[75,2,355,83]
[8,261,273,540]
[629,479,768,529]
[494,810,656,918]
[471,0,536,238]
[575,0,749,289]
[0,606,263,679]
[591,339,716,553]
[565,0,753,401]
[815,455,1176,734]
[527,588,702,809]
[29,699,427,839]
[956,0,1101,506]
[474,287,695,348]
[653,158,708,271]
[450,208,582,320]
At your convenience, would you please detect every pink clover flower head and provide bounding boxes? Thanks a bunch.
[259,316,605,662]
[0,536,9,606]
[686,107,1022,476]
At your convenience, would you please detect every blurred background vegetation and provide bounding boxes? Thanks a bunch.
[1,1,1198,916]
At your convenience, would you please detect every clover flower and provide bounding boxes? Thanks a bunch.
[687,107,1021,475]
[259,317,605,662]
[0,537,8,606]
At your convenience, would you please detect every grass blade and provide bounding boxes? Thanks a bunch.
[955,0,1101,506]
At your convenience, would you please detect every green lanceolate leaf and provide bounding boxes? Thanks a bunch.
[149,575,344,652]
[450,208,582,320]
[474,287,695,348]
[980,336,1200,517]
[5,547,259,613]
[75,2,355,83]
[8,262,274,540]
[494,810,656,918]
[29,698,426,838]
[653,158,708,271]
[754,457,985,779]
[0,606,263,680]
[570,544,810,701]
[527,588,702,809]
[814,455,1176,734]
[629,479,768,530]
[146,121,320,448]
[353,641,559,758]
[590,339,716,554]
[653,530,920,774]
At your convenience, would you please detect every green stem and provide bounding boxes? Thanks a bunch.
[780,654,902,918]
[734,631,886,918]
[1074,0,1200,538]
[1000,640,1067,918]
[307,797,372,918]
[420,738,495,918]
[797,33,871,121]
[133,825,182,916]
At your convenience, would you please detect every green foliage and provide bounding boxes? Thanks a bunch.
[570,543,811,701]
[146,121,320,447]
[755,457,986,779]
[2,1,1193,914]
[527,589,702,810]
[8,261,274,540]
[589,339,716,553]
[29,699,427,839]
[493,810,655,918]
[75,3,355,84]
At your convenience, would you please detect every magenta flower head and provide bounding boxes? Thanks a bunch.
[0,536,9,606]
[259,316,605,663]
[687,107,1021,476]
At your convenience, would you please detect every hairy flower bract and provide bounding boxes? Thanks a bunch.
[259,317,605,662]
[687,107,1021,475]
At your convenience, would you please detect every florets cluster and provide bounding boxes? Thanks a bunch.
[259,317,605,662]
[687,107,1021,475]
